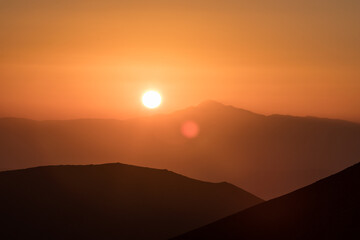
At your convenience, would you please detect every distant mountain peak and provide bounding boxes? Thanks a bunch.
[197,100,226,109]
[195,100,262,118]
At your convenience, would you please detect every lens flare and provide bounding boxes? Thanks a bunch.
[181,121,199,138]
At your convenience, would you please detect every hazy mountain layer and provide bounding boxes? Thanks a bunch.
[1,101,360,199]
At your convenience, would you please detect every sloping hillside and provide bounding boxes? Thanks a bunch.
[0,163,262,239]
[174,162,360,239]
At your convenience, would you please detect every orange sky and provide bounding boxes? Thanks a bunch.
[1,0,359,122]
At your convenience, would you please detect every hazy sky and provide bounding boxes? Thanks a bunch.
[1,0,359,121]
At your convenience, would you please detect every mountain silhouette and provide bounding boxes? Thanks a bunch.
[1,101,360,199]
[173,162,360,239]
[0,163,262,239]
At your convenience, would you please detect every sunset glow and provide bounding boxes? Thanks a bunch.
[0,1,359,121]
[0,2,359,238]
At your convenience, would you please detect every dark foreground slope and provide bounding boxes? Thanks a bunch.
[0,163,262,240]
[1,101,360,199]
[174,162,360,240]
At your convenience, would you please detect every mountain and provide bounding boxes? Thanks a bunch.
[0,163,262,240]
[1,101,360,199]
[173,162,360,239]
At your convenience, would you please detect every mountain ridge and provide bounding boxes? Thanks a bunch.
[2,100,359,124]
[0,162,242,189]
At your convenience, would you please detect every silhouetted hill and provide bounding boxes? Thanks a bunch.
[1,101,360,199]
[174,162,360,239]
[0,163,262,239]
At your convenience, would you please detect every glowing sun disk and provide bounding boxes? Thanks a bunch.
[142,91,162,109]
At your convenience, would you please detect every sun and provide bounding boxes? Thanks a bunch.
[142,90,162,109]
